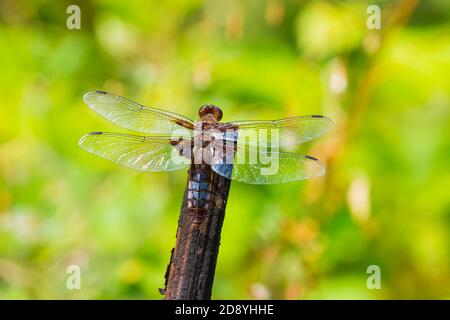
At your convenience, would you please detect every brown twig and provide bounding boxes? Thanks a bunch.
[162,169,231,300]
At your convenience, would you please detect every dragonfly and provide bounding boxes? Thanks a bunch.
[79,91,333,223]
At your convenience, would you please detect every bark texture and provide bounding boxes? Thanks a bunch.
[163,168,231,300]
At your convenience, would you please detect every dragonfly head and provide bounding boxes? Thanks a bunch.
[199,104,223,123]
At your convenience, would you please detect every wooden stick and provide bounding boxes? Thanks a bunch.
[162,169,231,300]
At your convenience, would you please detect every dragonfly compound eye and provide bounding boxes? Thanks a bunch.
[199,105,223,122]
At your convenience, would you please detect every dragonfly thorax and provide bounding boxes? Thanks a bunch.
[199,104,222,123]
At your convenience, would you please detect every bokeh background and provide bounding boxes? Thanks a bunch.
[0,0,449,299]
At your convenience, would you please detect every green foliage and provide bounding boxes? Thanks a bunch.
[0,0,449,299]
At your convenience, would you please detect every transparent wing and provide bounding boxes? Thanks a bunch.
[83,91,195,135]
[213,115,333,148]
[79,132,190,172]
[210,144,325,184]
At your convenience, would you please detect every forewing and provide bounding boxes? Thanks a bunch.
[83,91,195,135]
[215,115,333,148]
[79,132,190,172]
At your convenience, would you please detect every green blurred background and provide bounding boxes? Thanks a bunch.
[0,0,449,299]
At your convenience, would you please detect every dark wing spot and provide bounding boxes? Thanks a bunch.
[170,137,183,146]
[90,132,103,135]
[311,115,324,118]
[96,90,107,94]
[305,155,318,161]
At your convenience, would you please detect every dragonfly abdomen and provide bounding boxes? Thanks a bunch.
[186,164,214,225]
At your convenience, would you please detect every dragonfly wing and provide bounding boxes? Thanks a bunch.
[83,91,195,135]
[211,145,325,184]
[79,132,190,172]
[216,115,333,148]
